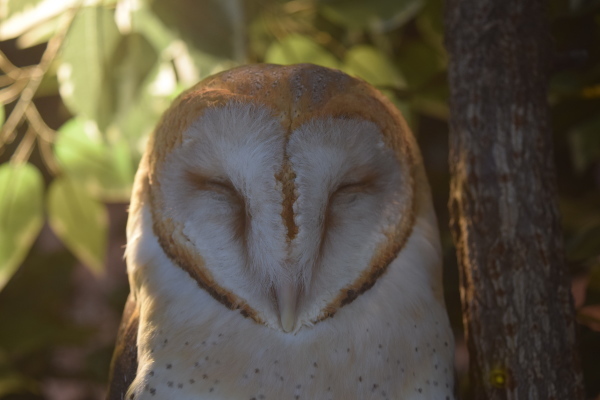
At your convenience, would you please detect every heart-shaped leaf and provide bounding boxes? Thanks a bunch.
[54,118,134,201]
[265,34,339,69]
[57,6,120,130]
[343,45,405,88]
[47,177,107,274]
[319,0,423,31]
[0,163,44,290]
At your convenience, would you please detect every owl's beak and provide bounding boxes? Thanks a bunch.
[276,281,298,333]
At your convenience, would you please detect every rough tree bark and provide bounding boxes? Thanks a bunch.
[445,0,585,399]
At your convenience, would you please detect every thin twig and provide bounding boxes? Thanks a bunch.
[0,49,21,79]
[0,8,78,148]
[0,65,35,90]
[0,74,15,87]
[25,104,56,142]
[0,76,29,104]
[10,125,37,165]
[37,134,62,176]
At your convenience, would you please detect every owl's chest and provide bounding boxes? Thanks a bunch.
[127,310,454,400]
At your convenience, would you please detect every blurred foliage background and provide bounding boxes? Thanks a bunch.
[0,0,599,399]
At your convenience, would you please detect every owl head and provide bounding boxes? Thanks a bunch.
[129,64,438,334]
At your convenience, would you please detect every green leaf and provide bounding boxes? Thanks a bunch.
[57,6,121,129]
[0,0,117,43]
[54,118,134,202]
[103,33,159,132]
[396,40,446,89]
[108,139,137,193]
[393,38,450,119]
[35,60,61,98]
[568,116,600,173]
[15,14,61,48]
[0,163,44,290]
[127,3,177,52]
[0,105,4,127]
[149,0,240,60]
[265,34,339,69]
[411,84,450,120]
[47,177,107,274]
[416,0,444,49]
[340,46,414,124]
[0,370,38,397]
[560,195,600,233]
[117,61,176,147]
[128,2,227,80]
[319,0,423,31]
[343,45,405,88]
[0,0,59,41]
[0,250,87,356]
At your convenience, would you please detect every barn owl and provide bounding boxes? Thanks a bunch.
[107,64,455,400]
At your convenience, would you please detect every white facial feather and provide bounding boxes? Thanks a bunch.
[288,117,404,323]
[156,103,408,331]
[160,103,288,324]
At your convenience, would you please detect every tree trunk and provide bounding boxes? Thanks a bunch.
[444,0,585,399]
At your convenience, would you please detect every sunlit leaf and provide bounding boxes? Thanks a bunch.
[47,177,107,273]
[568,116,600,173]
[343,45,405,88]
[265,34,339,69]
[103,32,159,131]
[319,0,423,31]
[54,118,110,191]
[117,61,176,149]
[0,163,44,290]
[149,0,240,60]
[170,41,203,84]
[15,13,61,48]
[35,60,61,98]
[124,2,176,52]
[0,0,62,41]
[54,118,134,202]
[57,6,120,130]
[339,45,413,125]
[126,2,222,80]
[0,0,116,42]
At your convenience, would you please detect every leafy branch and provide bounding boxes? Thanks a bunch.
[0,7,78,166]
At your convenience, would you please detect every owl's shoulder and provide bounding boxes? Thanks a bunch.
[106,294,139,400]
